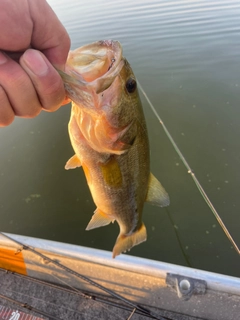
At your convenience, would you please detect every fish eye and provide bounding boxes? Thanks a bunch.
[126,78,137,93]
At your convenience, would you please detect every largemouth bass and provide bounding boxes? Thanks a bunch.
[60,40,169,258]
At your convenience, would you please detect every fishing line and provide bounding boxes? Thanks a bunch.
[165,208,192,267]
[137,81,240,255]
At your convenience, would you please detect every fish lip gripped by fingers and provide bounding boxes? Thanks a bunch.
[61,40,125,105]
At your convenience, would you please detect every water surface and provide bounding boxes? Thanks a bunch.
[0,0,240,276]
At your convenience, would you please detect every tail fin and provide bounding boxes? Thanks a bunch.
[112,223,147,258]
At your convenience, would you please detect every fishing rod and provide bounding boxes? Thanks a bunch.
[0,232,172,320]
[0,270,142,320]
[0,292,58,320]
[138,81,240,255]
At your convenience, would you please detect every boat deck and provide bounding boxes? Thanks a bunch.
[0,270,197,320]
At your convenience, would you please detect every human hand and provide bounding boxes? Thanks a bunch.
[0,0,71,126]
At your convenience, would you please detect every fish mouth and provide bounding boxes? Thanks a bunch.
[65,40,124,93]
[59,40,125,108]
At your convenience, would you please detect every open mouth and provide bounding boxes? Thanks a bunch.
[60,40,125,107]
[66,40,123,83]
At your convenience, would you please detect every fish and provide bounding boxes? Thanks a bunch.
[59,40,170,258]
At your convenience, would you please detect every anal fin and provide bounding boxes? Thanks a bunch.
[86,208,114,230]
[146,173,170,207]
[112,223,147,258]
[65,154,82,170]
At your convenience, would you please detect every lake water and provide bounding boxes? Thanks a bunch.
[0,0,240,276]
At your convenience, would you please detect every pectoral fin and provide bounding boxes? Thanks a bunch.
[65,154,82,170]
[146,173,170,207]
[112,223,147,258]
[86,208,114,230]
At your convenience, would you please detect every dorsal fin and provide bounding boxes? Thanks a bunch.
[86,208,114,230]
[146,173,170,207]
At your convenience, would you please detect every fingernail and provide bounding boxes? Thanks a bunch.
[23,49,49,76]
[0,52,8,65]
